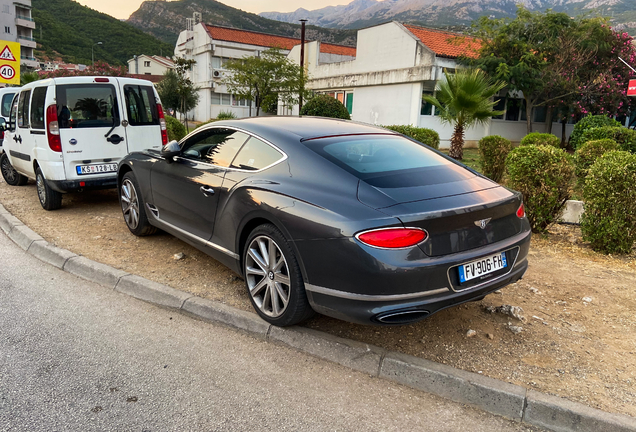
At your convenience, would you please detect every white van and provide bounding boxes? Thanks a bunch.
[0,76,168,210]
[0,86,20,149]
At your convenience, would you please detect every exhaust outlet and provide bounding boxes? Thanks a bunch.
[375,309,430,324]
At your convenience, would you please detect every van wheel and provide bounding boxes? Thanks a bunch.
[35,167,62,210]
[0,153,28,186]
[119,172,156,236]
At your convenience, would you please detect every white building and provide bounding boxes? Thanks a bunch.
[0,0,37,69]
[288,22,575,147]
[127,54,174,76]
[174,22,356,122]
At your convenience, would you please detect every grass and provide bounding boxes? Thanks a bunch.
[440,148,482,173]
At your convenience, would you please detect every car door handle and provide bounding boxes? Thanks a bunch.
[200,186,215,197]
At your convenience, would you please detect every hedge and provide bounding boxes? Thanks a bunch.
[569,115,621,150]
[574,138,620,179]
[165,115,186,142]
[580,151,636,254]
[478,135,512,182]
[383,125,440,149]
[519,132,560,148]
[505,145,574,232]
[579,126,636,154]
[300,94,351,120]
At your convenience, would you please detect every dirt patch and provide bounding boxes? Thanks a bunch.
[2,180,635,418]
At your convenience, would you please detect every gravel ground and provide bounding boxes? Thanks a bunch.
[1,180,635,418]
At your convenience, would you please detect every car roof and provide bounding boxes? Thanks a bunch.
[213,116,397,142]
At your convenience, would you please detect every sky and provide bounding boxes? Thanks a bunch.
[77,0,353,20]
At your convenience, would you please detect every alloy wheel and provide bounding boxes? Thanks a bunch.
[120,178,140,230]
[245,235,291,318]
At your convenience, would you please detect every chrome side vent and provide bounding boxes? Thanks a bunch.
[374,309,430,324]
[146,203,159,219]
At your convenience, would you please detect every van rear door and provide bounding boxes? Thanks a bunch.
[119,79,163,152]
[56,78,128,181]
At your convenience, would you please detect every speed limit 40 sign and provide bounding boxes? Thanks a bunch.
[0,40,20,85]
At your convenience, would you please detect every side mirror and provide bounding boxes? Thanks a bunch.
[161,140,181,162]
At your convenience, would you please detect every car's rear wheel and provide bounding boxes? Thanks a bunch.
[36,167,62,210]
[1,153,28,186]
[243,224,314,326]
[120,172,156,236]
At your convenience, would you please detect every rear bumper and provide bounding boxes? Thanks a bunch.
[300,223,532,325]
[48,176,118,193]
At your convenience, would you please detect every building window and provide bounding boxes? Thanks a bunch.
[505,98,522,121]
[421,91,434,116]
[211,56,231,70]
[211,92,233,106]
[2,5,10,13]
[144,61,150,67]
[492,97,505,120]
[4,26,10,34]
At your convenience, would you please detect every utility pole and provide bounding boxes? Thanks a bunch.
[299,19,307,114]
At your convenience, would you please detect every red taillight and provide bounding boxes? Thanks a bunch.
[356,228,427,249]
[0,129,4,140]
[46,105,62,152]
[517,203,525,218]
[156,103,168,146]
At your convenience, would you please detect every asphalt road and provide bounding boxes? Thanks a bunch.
[0,231,541,432]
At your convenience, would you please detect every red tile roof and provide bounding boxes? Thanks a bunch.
[320,43,356,57]
[403,24,481,59]
[127,73,164,83]
[204,25,300,50]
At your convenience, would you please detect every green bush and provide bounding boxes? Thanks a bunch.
[579,126,636,153]
[505,145,574,232]
[519,132,560,148]
[217,110,237,120]
[478,135,512,182]
[165,115,186,142]
[569,115,621,150]
[574,139,620,179]
[383,125,440,149]
[580,151,636,254]
[300,94,351,120]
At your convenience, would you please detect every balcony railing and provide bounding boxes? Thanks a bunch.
[16,15,33,21]
[18,35,35,41]
[21,56,36,61]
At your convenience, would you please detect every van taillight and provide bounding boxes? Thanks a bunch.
[46,105,62,152]
[156,103,168,146]
[0,129,4,140]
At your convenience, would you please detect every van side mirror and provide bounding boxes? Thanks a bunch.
[161,140,181,162]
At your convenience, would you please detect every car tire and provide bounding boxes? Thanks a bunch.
[1,153,28,186]
[243,224,314,326]
[35,167,62,210]
[119,171,157,236]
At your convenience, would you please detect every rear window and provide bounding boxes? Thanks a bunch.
[56,84,119,129]
[124,85,159,126]
[305,135,470,188]
[1,92,16,118]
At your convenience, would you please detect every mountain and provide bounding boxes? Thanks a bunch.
[259,0,636,35]
[127,0,358,47]
[33,0,174,66]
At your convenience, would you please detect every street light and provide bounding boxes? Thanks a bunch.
[92,41,102,66]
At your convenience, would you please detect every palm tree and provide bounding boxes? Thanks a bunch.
[424,69,505,160]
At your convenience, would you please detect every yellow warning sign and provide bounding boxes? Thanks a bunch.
[0,40,20,85]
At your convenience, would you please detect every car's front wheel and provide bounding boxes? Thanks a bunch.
[36,167,62,210]
[119,171,156,236]
[0,153,28,186]
[243,224,314,326]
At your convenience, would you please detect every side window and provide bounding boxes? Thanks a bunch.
[1,92,15,117]
[8,94,17,131]
[230,137,284,171]
[56,84,119,129]
[30,87,47,130]
[124,85,159,126]
[181,128,249,167]
[17,90,31,128]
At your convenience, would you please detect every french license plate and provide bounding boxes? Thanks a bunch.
[458,252,507,284]
[76,163,117,175]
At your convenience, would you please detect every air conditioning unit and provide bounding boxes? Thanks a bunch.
[213,70,221,78]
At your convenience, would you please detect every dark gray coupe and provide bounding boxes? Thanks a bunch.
[117,117,531,326]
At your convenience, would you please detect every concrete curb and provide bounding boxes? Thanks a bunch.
[1,206,635,432]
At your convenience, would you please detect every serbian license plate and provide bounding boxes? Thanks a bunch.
[76,163,117,175]
[458,252,507,284]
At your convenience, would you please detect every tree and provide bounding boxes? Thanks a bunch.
[156,58,200,129]
[472,7,636,135]
[223,48,307,116]
[423,69,505,160]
